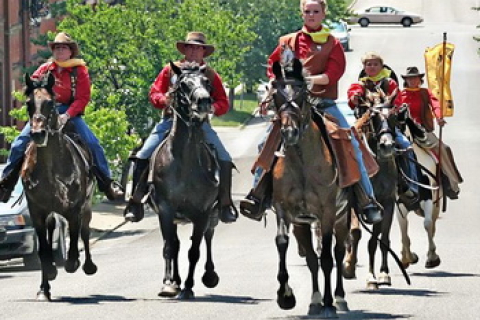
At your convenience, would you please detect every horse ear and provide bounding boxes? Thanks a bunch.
[170,61,181,75]
[272,61,283,80]
[47,72,55,89]
[292,59,303,80]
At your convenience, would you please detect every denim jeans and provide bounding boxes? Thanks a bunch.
[136,118,232,162]
[2,104,111,179]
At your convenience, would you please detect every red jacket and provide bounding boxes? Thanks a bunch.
[32,62,91,118]
[394,88,442,125]
[149,60,229,116]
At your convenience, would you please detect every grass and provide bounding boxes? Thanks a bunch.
[210,92,259,127]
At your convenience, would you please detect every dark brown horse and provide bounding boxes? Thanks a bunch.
[148,62,219,299]
[270,59,345,317]
[22,73,96,301]
[342,87,399,289]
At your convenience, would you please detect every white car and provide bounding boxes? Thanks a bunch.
[329,20,351,51]
[350,6,424,27]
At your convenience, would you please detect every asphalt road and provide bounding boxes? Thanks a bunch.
[2,1,480,319]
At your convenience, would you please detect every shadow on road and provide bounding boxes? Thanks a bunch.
[268,310,412,319]
[354,287,445,297]
[411,270,480,278]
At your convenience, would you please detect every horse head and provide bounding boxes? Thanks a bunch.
[359,87,398,160]
[271,58,308,146]
[24,72,58,146]
[170,61,213,123]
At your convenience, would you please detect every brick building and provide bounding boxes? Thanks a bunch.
[0,0,60,152]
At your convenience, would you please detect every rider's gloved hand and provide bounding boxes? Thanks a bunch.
[58,113,70,126]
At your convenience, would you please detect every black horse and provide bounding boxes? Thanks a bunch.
[148,62,220,299]
[22,73,97,301]
[269,58,346,317]
[343,87,399,287]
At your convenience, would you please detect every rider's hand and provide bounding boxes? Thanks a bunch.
[165,92,172,106]
[437,118,446,127]
[58,113,70,126]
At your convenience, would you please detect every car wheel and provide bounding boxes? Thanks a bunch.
[344,41,350,52]
[402,18,413,27]
[23,240,40,270]
[53,220,67,267]
[359,18,369,27]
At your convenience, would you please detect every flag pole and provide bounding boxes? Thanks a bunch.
[436,32,447,206]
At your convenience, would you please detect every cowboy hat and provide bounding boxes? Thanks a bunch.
[401,66,425,79]
[48,32,80,57]
[176,32,215,58]
[361,51,383,65]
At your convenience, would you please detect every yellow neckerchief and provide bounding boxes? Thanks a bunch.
[405,87,421,92]
[359,68,391,82]
[302,25,330,44]
[54,59,86,68]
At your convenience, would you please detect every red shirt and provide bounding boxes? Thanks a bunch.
[32,62,91,118]
[266,27,345,84]
[347,78,398,109]
[149,60,229,116]
[394,88,442,124]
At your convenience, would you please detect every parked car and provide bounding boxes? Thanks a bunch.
[0,166,67,269]
[350,6,423,27]
[329,20,351,51]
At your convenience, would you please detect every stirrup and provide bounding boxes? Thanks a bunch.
[239,196,265,222]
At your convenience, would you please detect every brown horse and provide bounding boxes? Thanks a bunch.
[22,73,96,301]
[270,59,345,317]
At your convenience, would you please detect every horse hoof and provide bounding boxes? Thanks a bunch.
[178,288,195,300]
[277,294,296,310]
[308,302,323,315]
[83,262,98,275]
[320,306,338,318]
[36,291,51,302]
[335,297,349,312]
[343,262,356,279]
[425,256,441,269]
[158,284,180,297]
[411,253,419,264]
[202,271,219,288]
[377,272,391,286]
[367,276,379,290]
[64,259,80,273]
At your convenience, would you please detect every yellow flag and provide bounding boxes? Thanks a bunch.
[424,42,455,117]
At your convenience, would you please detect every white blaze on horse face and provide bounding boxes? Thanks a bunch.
[34,88,51,115]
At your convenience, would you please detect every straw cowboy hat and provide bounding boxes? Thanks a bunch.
[176,32,215,57]
[48,32,80,57]
[361,51,384,65]
[401,66,425,79]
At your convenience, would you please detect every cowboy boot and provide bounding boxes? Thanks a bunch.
[352,183,383,225]
[0,160,23,203]
[124,158,149,222]
[93,167,125,201]
[217,161,238,223]
[239,170,272,221]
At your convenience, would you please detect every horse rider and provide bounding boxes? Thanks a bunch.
[123,31,238,224]
[0,32,124,203]
[394,66,463,199]
[348,52,420,208]
[240,0,383,224]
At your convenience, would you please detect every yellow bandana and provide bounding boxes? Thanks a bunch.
[302,26,330,44]
[405,87,421,92]
[360,68,391,82]
[54,59,86,68]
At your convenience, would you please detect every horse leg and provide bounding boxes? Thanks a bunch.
[33,222,56,301]
[425,200,441,268]
[64,216,81,273]
[178,220,206,300]
[397,206,418,268]
[202,225,219,288]
[378,201,394,286]
[293,224,321,315]
[81,208,97,275]
[276,215,296,310]
[319,224,337,318]
[334,228,349,312]
[343,211,361,279]
[158,213,181,297]
[366,223,380,290]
